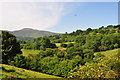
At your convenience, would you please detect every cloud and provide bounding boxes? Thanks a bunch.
[1,1,117,31]
[0,2,66,30]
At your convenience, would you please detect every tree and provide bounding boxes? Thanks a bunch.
[56,50,67,58]
[67,43,74,48]
[114,43,118,48]
[9,54,26,68]
[60,44,67,48]
[75,36,85,45]
[24,37,57,50]
[85,28,92,34]
[1,31,22,64]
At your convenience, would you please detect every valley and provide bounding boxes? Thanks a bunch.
[1,25,120,79]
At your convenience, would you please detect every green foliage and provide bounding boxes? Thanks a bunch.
[69,49,120,78]
[60,44,67,48]
[4,24,120,78]
[21,37,57,50]
[67,43,74,48]
[56,50,67,58]
[9,54,26,68]
[70,30,83,35]
[1,31,22,64]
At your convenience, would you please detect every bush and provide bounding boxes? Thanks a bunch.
[60,44,67,48]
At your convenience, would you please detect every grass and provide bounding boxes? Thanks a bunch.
[56,42,75,48]
[100,48,120,57]
[94,48,120,57]
[2,64,62,79]
[21,49,40,56]
[55,43,66,50]
[55,43,61,48]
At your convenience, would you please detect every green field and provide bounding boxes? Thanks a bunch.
[100,48,119,56]
[21,49,40,56]
[94,48,120,57]
[2,64,62,79]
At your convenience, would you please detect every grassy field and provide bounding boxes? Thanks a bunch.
[100,48,120,56]
[94,48,120,57]
[2,64,62,79]
[21,49,40,56]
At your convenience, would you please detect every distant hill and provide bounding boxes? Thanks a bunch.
[2,28,60,40]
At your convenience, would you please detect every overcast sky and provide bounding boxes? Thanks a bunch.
[0,1,118,33]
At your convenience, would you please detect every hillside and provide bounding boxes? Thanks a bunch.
[6,28,60,40]
[2,49,119,79]
[69,48,120,78]
[2,64,62,79]
[1,25,120,79]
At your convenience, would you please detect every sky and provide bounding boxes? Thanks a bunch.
[0,1,118,33]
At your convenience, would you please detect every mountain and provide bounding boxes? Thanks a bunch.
[6,28,60,40]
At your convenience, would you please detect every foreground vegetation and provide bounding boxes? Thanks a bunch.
[2,64,62,79]
[1,25,120,79]
[69,48,120,78]
[2,48,119,79]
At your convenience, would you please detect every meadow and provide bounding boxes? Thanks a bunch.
[21,49,40,56]
[2,64,62,79]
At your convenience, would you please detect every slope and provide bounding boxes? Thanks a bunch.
[2,64,62,79]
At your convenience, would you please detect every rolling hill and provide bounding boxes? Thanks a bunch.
[2,64,62,79]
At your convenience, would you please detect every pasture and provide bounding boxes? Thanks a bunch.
[2,64,62,79]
